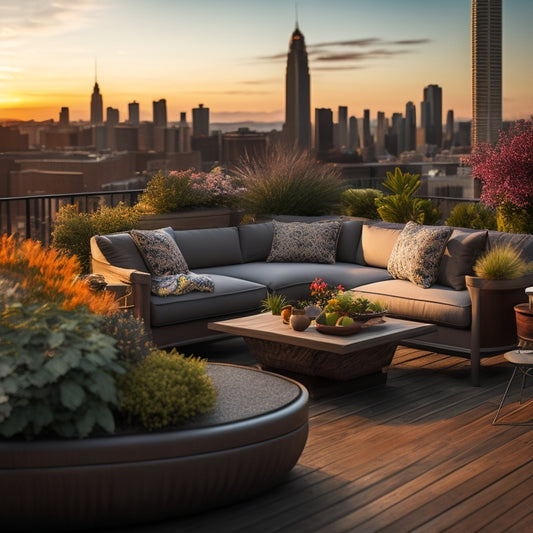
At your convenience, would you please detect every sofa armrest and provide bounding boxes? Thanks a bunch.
[466,274,533,385]
[91,255,152,327]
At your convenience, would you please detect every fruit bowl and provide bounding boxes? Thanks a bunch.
[315,321,363,336]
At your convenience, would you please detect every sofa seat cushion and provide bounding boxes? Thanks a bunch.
[150,274,267,327]
[196,262,392,301]
[352,279,471,329]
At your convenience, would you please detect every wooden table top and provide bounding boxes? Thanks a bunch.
[209,313,437,355]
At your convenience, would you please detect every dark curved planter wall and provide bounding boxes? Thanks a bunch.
[0,364,309,532]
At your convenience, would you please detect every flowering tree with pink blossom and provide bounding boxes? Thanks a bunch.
[466,120,533,233]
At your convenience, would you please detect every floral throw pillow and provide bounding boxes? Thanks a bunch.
[267,220,342,264]
[151,273,215,296]
[387,221,453,288]
[130,228,189,276]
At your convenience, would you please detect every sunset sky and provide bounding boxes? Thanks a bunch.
[0,0,531,125]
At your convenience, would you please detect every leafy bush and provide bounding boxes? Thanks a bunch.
[52,202,140,274]
[340,188,383,219]
[118,349,217,430]
[260,292,289,315]
[0,299,123,439]
[496,203,533,234]
[375,167,441,224]
[473,243,529,279]
[234,143,343,216]
[136,168,245,215]
[445,202,497,230]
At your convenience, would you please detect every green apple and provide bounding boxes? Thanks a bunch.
[325,312,340,326]
[336,316,355,327]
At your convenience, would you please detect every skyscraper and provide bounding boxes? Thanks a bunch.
[315,108,333,156]
[337,106,348,149]
[192,104,209,137]
[90,82,103,125]
[472,0,502,145]
[404,101,416,151]
[285,25,311,149]
[153,99,167,127]
[421,84,442,147]
[128,101,140,125]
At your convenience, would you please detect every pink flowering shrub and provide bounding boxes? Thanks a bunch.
[189,167,246,208]
[467,120,533,209]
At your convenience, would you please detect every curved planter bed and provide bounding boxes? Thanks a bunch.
[0,363,309,532]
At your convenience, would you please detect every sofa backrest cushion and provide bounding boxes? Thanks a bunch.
[336,220,364,263]
[488,231,533,262]
[438,229,488,290]
[357,223,403,268]
[238,222,273,262]
[266,220,342,264]
[94,233,149,272]
[173,226,243,269]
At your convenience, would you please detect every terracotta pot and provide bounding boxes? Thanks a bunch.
[515,303,533,345]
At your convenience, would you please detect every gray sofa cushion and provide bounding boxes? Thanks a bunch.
[353,279,472,329]
[438,229,488,290]
[150,274,266,327]
[336,220,364,263]
[238,222,273,262]
[94,233,149,272]
[196,262,392,302]
[488,230,533,262]
[173,227,243,269]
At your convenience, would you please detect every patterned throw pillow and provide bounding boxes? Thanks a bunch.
[151,274,215,297]
[387,221,453,288]
[267,220,342,264]
[130,228,189,276]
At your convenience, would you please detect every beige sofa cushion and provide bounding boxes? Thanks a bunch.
[358,224,402,268]
[352,279,471,329]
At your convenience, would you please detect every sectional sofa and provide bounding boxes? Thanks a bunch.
[90,217,533,385]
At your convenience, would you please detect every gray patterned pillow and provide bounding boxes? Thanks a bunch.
[267,220,342,264]
[130,228,189,276]
[387,221,452,288]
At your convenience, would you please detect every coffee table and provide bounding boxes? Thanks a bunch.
[208,313,437,382]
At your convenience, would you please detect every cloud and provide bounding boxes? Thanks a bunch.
[0,1,107,46]
[258,36,431,72]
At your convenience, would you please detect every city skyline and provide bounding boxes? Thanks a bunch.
[0,0,532,124]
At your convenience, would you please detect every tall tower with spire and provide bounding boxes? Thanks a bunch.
[90,61,103,125]
[285,23,311,149]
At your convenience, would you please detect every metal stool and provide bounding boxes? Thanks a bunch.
[492,349,533,425]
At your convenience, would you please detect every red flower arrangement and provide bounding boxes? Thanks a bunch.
[309,277,344,308]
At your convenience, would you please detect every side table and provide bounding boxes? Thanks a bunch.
[105,283,135,312]
[492,349,533,425]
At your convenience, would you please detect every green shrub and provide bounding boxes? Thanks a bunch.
[0,298,124,439]
[375,167,441,224]
[260,292,289,315]
[234,143,343,216]
[118,349,217,430]
[445,202,497,230]
[473,243,529,279]
[496,202,533,234]
[340,188,383,219]
[100,313,154,365]
[52,202,139,274]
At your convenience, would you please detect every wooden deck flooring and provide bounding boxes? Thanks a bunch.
[112,339,533,533]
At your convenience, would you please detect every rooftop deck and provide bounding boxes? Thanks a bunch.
[108,340,533,533]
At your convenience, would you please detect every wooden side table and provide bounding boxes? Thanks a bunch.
[492,349,533,425]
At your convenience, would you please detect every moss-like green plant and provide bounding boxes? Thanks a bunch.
[340,188,383,219]
[445,202,497,230]
[52,202,140,274]
[234,143,343,216]
[473,243,529,279]
[260,292,289,315]
[118,349,217,431]
[375,167,441,224]
[0,297,124,439]
[496,202,533,234]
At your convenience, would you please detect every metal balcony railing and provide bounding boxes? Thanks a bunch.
[0,190,143,245]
